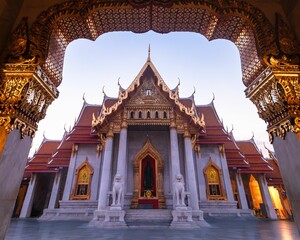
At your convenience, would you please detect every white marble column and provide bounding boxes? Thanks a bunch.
[90,146,103,201]
[48,171,62,209]
[170,125,181,184]
[273,132,300,232]
[234,172,249,209]
[257,174,277,219]
[62,144,78,201]
[0,130,32,238]
[97,127,114,210]
[219,149,234,201]
[183,128,199,210]
[20,173,37,218]
[195,151,207,201]
[116,120,128,206]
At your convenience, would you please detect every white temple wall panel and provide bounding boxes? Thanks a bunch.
[62,149,78,201]
[195,151,208,202]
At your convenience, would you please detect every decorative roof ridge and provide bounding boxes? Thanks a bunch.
[92,57,205,130]
[196,100,224,127]
[236,139,270,164]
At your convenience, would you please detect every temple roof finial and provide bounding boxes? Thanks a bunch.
[147,44,151,62]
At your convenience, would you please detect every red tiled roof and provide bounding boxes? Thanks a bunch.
[48,134,73,168]
[196,104,230,144]
[266,158,284,187]
[25,139,60,173]
[237,140,273,173]
[67,103,101,143]
[224,134,249,168]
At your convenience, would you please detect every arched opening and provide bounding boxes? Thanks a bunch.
[131,138,165,209]
[1,0,300,236]
[70,160,94,200]
[204,160,226,200]
[249,175,263,217]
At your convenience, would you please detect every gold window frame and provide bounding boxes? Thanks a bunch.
[70,159,94,200]
[204,159,227,200]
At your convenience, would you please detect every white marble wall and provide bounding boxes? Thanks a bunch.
[195,145,234,202]
[62,144,102,201]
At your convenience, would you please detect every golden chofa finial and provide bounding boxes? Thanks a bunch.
[147,44,151,62]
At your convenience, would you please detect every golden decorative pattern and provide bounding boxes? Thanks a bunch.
[0,64,58,138]
[245,65,300,143]
[5,0,293,87]
[204,159,226,200]
[92,60,205,134]
[71,159,94,200]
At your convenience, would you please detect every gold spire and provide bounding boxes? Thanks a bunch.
[147,44,151,62]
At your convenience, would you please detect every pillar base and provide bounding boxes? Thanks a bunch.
[89,209,127,228]
[170,208,209,228]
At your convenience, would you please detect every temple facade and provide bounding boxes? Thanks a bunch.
[15,56,292,227]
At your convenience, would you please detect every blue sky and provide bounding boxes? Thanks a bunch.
[31,31,272,156]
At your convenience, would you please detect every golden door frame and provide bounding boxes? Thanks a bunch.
[131,138,165,208]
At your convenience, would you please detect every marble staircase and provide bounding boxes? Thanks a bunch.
[125,209,173,228]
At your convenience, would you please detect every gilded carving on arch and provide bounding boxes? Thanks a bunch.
[246,65,300,142]
[0,64,58,138]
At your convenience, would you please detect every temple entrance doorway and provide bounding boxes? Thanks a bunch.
[131,138,166,209]
[139,155,158,209]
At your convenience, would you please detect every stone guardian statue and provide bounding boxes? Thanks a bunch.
[112,174,123,206]
[174,174,186,206]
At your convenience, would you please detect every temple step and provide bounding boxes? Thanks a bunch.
[125,209,172,227]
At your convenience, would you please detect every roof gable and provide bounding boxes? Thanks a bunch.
[92,58,205,132]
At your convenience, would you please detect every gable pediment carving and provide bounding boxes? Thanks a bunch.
[126,77,171,107]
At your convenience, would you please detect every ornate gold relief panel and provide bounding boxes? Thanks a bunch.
[0,64,58,140]
[203,159,227,201]
[70,159,94,200]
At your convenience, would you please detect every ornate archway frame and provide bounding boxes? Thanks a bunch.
[203,158,227,201]
[1,0,299,143]
[70,159,94,200]
[131,138,165,209]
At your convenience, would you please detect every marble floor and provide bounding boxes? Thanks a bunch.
[5,216,300,240]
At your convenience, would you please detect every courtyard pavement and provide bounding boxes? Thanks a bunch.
[5,216,300,240]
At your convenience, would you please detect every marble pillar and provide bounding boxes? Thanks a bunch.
[234,172,249,209]
[116,125,127,207]
[256,174,277,219]
[219,150,234,201]
[194,149,207,202]
[183,130,199,210]
[48,171,62,209]
[273,132,300,232]
[90,147,102,201]
[62,146,78,201]
[20,173,37,218]
[97,133,114,210]
[0,130,32,238]
[170,127,181,177]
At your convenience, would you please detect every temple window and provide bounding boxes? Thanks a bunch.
[204,161,226,200]
[163,111,167,119]
[139,111,142,119]
[130,111,134,119]
[71,160,94,200]
[146,89,152,96]
[155,111,159,118]
[147,111,151,119]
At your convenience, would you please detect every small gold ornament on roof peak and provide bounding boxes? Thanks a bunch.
[147,44,151,62]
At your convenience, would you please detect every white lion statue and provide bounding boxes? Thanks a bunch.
[111,174,123,206]
[174,174,186,206]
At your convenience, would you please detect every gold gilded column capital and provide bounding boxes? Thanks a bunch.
[245,65,300,142]
[183,127,191,139]
[106,123,114,138]
[0,63,59,139]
